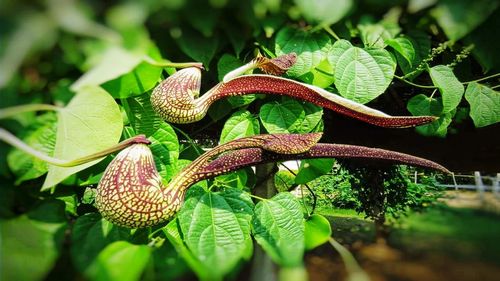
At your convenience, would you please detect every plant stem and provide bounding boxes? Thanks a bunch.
[429,89,438,99]
[463,73,500,84]
[324,26,340,41]
[0,128,149,167]
[0,104,61,119]
[143,56,203,69]
[491,84,500,90]
[328,237,371,281]
[394,75,437,89]
[248,194,267,201]
[171,125,204,156]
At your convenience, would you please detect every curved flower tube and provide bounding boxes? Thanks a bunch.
[151,54,436,128]
[95,133,448,228]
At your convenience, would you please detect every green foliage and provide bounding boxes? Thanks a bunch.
[304,214,332,250]
[252,192,305,267]
[177,186,254,280]
[0,0,498,280]
[329,39,397,104]
[43,86,123,190]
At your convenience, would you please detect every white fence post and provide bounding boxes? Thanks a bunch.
[494,173,500,199]
[474,171,485,202]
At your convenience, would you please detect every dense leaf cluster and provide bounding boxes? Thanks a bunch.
[0,0,498,280]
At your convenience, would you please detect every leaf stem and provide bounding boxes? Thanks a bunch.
[491,84,500,90]
[143,56,203,69]
[463,73,500,84]
[0,104,61,119]
[394,75,437,89]
[324,26,340,41]
[328,237,370,281]
[248,194,267,201]
[0,128,149,167]
[171,125,204,156]
[429,89,438,99]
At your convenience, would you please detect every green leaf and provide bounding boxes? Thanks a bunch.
[102,61,163,98]
[407,94,453,137]
[176,29,219,68]
[71,213,132,273]
[275,26,332,77]
[42,86,123,190]
[1,200,67,281]
[86,241,151,281]
[358,21,401,48]
[217,54,243,81]
[220,110,260,144]
[294,103,323,133]
[149,123,179,182]
[295,158,334,184]
[0,13,57,88]
[163,219,213,280]
[294,0,352,26]
[429,65,464,113]
[465,82,500,127]
[125,92,163,137]
[177,186,254,279]
[431,0,499,41]
[71,47,143,91]
[304,214,332,250]
[328,39,396,104]
[299,59,335,88]
[386,37,416,67]
[259,99,305,133]
[252,192,305,267]
[7,113,57,184]
[394,31,431,77]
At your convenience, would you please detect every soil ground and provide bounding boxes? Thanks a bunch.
[306,190,500,281]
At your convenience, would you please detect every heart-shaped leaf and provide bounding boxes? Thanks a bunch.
[42,86,123,190]
[465,82,500,127]
[329,40,396,104]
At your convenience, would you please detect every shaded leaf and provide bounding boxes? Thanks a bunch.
[431,0,499,41]
[407,94,453,137]
[252,192,304,267]
[71,213,132,273]
[295,158,334,184]
[0,200,67,281]
[42,86,123,190]
[395,31,431,77]
[126,92,162,137]
[7,113,57,184]
[176,29,219,68]
[149,122,179,182]
[464,82,500,127]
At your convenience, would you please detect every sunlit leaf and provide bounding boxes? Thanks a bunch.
[386,37,416,67]
[328,39,396,104]
[429,65,464,113]
[275,26,332,77]
[252,192,305,267]
[42,86,123,190]
[220,110,260,144]
[465,82,500,127]
[260,99,305,133]
[86,241,151,281]
[304,214,332,250]
[177,187,254,279]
